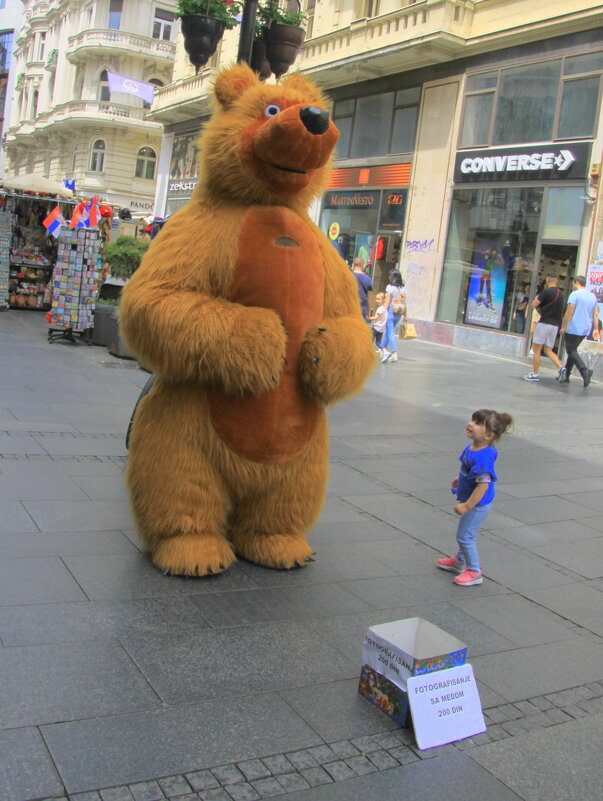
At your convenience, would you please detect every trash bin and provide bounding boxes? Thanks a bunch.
[358,617,467,727]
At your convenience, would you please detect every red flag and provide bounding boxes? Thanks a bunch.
[69,200,87,228]
[89,196,99,227]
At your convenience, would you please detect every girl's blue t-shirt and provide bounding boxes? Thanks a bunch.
[457,444,498,506]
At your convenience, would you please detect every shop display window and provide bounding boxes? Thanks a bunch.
[460,50,603,148]
[319,189,405,292]
[436,187,543,333]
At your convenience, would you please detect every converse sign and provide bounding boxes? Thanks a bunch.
[454,142,590,183]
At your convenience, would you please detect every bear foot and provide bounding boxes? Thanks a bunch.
[231,532,314,569]
[152,534,236,577]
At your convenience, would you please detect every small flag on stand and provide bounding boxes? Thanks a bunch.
[42,205,65,238]
[69,199,87,229]
[89,196,99,227]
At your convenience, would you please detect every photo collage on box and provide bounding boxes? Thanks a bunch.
[49,228,100,331]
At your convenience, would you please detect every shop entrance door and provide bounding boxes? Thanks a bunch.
[527,242,578,355]
[537,243,577,298]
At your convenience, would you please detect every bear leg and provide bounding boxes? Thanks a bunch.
[127,391,235,577]
[229,456,327,569]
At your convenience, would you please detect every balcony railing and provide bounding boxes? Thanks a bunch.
[146,69,216,121]
[8,99,162,139]
[300,1,469,72]
[67,29,176,62]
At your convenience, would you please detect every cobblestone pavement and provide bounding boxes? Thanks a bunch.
[1,310,602,801]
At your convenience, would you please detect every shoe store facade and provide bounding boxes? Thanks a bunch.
[317,29,603,359]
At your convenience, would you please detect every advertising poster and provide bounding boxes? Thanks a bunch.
[585,263,603,341]
[464,244,509,328]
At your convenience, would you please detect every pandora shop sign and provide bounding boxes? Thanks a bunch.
[454,142,591,183]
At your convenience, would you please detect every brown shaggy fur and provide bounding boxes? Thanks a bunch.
[120,64,375,576]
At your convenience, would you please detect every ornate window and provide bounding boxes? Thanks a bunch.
[90,139,106,172]
[153,9,174,41]
[99,70,110,102]
[108,0,123,30]
[135,146,157,180]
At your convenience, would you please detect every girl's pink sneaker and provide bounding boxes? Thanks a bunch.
[436,556,464,574]
[453,569,483,586]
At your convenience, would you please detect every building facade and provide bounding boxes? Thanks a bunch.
[149,0,603,358]
[5,0,177,214]
[0,0,24,179]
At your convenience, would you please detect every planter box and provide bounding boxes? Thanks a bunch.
[358,618,467,727]
[107,308,134,359]
[92,304,116,347]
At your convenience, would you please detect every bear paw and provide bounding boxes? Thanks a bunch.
[231,532,314,569]
[152,534,236,577]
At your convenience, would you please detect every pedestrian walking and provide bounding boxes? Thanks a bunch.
[523,274,564,382]
[558,275,599,387]
[352,257,373,321]
[436,409,513,587]
[380,269,405,363]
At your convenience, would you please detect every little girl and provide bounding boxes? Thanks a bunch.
[367,292,387,351]
[436,409,513,586]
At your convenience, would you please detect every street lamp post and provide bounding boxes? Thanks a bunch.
[237,0,259,65]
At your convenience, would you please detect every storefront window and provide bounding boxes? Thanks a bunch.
[437,187,543,332]
[493,61,561,145]
[542,186,585,240]
[558,77,600,139]
[460,52,603,147]
[319,189,406,291]
[332,90,419,160]
[350,94,394,159]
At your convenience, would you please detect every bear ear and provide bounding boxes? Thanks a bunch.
[214,63,260,109]
[280,72,324,105]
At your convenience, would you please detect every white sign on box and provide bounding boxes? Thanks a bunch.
[406,664,485,750]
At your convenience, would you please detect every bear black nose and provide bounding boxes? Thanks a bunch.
[299,106,330,135]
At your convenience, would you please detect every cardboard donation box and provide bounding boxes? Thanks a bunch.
[358,617,467,726]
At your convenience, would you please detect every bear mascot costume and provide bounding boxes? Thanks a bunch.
[119,63,375,577]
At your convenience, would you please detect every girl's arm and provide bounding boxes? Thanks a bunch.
[454,481,489,515]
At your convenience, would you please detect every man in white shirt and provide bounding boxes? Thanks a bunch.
[558,275,599,387]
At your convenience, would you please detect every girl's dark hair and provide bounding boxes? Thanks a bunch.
[472,409,513,442]
[389,270,404,287]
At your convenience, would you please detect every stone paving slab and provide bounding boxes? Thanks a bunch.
[119,622,358,705]
[0,727,64,801]
[0,596,210,647]
[41,694,323,794]
[23,499,134,531]
[0,639,160,727]
[470,712,603,801]
[471,638,603,701]
[0,556,87,606]
[251,753,523,800]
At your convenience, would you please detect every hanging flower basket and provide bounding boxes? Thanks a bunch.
[250,37,272,81]
[180,14,226,72]
[264,22,305,78]
[177,0,243,72]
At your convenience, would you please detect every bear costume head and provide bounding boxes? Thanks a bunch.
[195,64,339,209]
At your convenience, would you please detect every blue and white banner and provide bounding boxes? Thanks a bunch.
[106,71,155,105]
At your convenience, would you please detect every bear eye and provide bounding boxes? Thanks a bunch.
[265,104,281,117]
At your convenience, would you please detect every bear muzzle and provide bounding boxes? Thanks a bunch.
[244,104,339,189]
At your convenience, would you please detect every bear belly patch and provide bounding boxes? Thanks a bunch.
[207,206,324,463]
